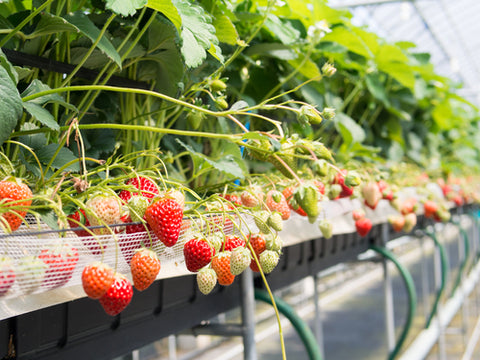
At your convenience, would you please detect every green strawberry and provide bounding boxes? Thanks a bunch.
[313,159,329,177]
[187,110,205,130]
[294,182,320,223]
[128,195,150,222]
[267,212,283,232]
[328,184,342,200]
[196,268,217,295]
[230,247,252,275]
[259,250,280,274]
[246,139,272,162]
[268,139,297,179]
[254,210,271,234]
[265,234,283,252]
[318,219,333,239]
[207,234,223,254]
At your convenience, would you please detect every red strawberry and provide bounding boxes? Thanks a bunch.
[248,234,266,272]
[388,215,405,233]
[282,186,307,216]
[313,179,326,195]
[159,189,185,210]
[67,208,91,237]
[81,262,115,299]
[145,197,183,247]
[355,218,372,237]
[220,193,242,206]
[118,176,159,203]
[224,235,246,251]
[85,193,122,235]
[39,243,79,289]
[0,256,15,297]
[183,238,216,272]
[0,178,33,232]
[99,273,133,316]
[423,200,438,218]
[130,249,161,291]
[352,208,366,221]
[211,252,235,286]
[333,170,354,198]
[401,198,418,215]
[265,190,290,220]
[362,182,382,210]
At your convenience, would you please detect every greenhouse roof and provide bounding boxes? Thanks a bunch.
[327,0,480,105]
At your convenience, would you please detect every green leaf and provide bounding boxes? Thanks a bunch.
[105,0,147,16]
[0,48,18,84]
[212,8,238,45]
[264,13,300,45]
[26,13,78,39]
[323,26,371,59]
[230,100,249,111]
[432,100,454,130]
[36,144,80,171]
[147,0,181,31]
[21,79,77,112]
[177,139,245,179]
[0,65,23,146]
[173,0,221,68]
[334,112,366,147]
[365,73,389,105]
[22,102,60,131]
[378,62,415,90]
[246,43,297,60]
[287,54,321,79]
[63,11,122,68]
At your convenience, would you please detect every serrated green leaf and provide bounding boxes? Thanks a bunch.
[230,100,249,111]
[22,102,60,131]
[147,0,181,30]
[0,48,18,84]
[379,62,415,90]
[264,13,300,45]
[177,139,245,179]
[212,9,238,45]
[180,28,206,68]
[322,26,371,59]
[26,12,78,39]
[208,43,224,64]
[63,12,122,68]
[21,79,77,112]
[0,65,22,146]
[36,144,80,171]
[105,0,147,17]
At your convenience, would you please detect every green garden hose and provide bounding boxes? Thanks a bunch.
[254,289,323,360]
[370,245,417,360]
[423,231,449,328]
[450,220,470,296]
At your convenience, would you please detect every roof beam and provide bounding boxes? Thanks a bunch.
[329,0,432,8]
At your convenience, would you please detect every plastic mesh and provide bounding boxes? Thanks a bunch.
[0,213,256,300]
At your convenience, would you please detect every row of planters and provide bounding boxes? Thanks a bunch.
[0,0,479,334]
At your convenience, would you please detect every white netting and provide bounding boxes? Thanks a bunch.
[0,213,256,300]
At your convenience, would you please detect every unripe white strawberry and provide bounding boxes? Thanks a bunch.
[86,193,121,235]
[230,247,252,275]
[197,268,217,295]
[259,250,280,274]
[362,182,382,210]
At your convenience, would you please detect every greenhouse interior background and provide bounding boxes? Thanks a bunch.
[0,0,480,360]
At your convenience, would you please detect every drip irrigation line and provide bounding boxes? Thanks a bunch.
[370,245,417,360]
[254,289,323,360]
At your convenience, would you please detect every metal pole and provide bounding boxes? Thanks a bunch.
[419,235,431,322]
[241,268,257,360]
[433,241,447,360]
[168,335,177,360]
[313,274,326,359]
[381,223,396,352]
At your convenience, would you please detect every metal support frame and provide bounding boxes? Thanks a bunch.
[432,232,447,360]
[381,222,396,352]
[419,234,430,322]
[241,269,257,360]
[313,274,325,359]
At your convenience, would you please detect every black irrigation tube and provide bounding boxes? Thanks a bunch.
[450,220,470,297]
[370,245,417,360]
[423,230,449,328]
[254,289,323,360]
